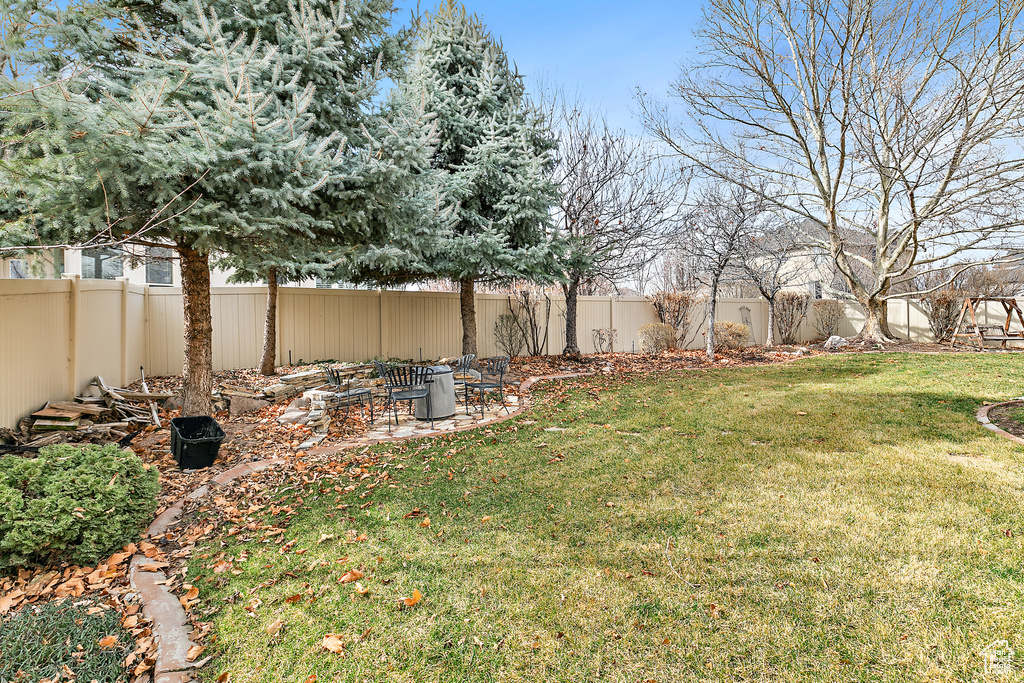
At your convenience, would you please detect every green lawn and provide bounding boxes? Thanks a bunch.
[194,354,1024,682]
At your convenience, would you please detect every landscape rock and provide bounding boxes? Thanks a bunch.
[229,396,271,416]
[824,336,849,351]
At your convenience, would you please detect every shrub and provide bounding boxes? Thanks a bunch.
[921,289,964,342]
[0,598,132,682]
[647,291,698,342]
[0,443,159,568]
[813,299,844,339]
[638,323,677,354]
[494,313,525,358]
[776,291,810,344]
[713,321,750,351]
[591,328,617,354]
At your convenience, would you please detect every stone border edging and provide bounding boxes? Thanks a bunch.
[129,372,589,682]
[976,400,1024,447]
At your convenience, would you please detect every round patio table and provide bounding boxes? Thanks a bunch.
[415,365,455,420]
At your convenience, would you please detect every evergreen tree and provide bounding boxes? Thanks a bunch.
[2,0,443,411]
[393,0,562,357]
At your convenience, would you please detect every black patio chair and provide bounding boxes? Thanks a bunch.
[451,354,475,401]
[463,355,511,416]
[383,365,434,432]
[326,367,374,425]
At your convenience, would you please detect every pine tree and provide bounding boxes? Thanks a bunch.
[393,1,563,357]
[2,0,444,410]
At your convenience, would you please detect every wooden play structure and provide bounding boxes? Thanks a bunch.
[949,297,1024,351]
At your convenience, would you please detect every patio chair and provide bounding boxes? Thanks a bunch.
[326,367,374,425]
[382,365,435,432]
[463,356,511,416]
[451,354,476,402]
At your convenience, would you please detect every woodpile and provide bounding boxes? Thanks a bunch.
[7,376,172,448]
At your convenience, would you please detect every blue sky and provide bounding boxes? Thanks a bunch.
[399,1,704,133]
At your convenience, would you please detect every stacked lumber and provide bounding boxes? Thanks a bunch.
[9,376,171,448]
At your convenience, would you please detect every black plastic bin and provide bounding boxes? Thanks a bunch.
[169,416,225,470]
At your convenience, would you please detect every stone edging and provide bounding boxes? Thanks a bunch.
[976,400,1024,447]
[129,372,589,682]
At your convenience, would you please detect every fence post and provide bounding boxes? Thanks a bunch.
[119,277,129,386]
[63,274,81,399]
[609,295,616,352]
[379,289,388,359]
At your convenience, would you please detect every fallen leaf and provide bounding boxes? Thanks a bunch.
[354,582,370,597]
[796,411,808,416]
[303,676,316,683]
[481,516,491,523]
[266,619,284,636]
[317,534,335,544]
[322,634,345,654]
[138,562,169,572]
[285,594,302,604]
[186,644,205,662]
[339,569,364,584]
[184,585,199,601]
[402,589,423,607]
[216,673,230,683]
[419,517,431,528]
[98,635,118,648]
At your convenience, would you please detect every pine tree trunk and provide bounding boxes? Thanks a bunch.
[459,276,478,358]
[765,297,776,347]
[177,242,214,416]
[562,277,581,357]
[260,268,278,376]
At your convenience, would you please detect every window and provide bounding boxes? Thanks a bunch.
[9,259,27,279]
[81,247,123,279]
[145,247,173,285]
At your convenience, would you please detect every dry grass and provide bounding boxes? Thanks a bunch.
[193,354,1024,682]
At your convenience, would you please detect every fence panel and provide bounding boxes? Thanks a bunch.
[0,280,72,429]
[12,277,1024,428]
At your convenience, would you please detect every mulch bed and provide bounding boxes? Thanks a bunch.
[985,402,1024,439]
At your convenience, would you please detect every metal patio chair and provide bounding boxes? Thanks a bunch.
[382,365,434,432]
[463,355,510,416]
[451,354,476,403]
[326,367,374,425]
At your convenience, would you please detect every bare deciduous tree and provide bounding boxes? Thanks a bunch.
[737,217,801,347]
[640,0,1024,342]
[542,89,688,355]
[683,182,767,360]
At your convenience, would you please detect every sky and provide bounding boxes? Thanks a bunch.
[397,0,704,134]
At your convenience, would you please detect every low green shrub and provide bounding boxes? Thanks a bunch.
[0,443,159,568]
[713,320,751,351]
[0,598,132,682]
[638,323,677,354]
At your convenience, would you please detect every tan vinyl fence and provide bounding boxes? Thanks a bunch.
[2,277,1020,428]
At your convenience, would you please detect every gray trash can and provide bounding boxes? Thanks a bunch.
[415,365,456,420]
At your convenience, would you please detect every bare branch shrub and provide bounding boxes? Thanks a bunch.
[713,321,750,351]
[591,328,617,354]
[647,291,697,341]
[509,289,552,357]
[921,290,964,342]
[494,313,526,358]
[776,291,810,344]
[813,300,844,339]
[638,323,677,354]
